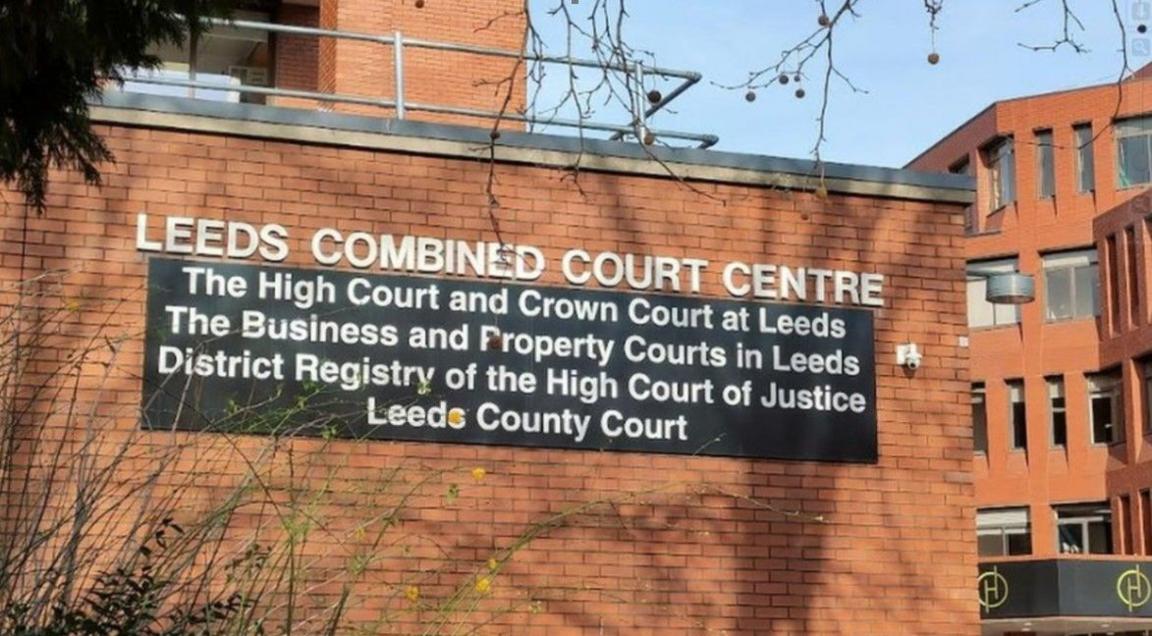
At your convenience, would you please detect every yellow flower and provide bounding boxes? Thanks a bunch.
[487,558,499,572]
[405,585,420,602]
[447,408,465,427]
[475,577,491,594]
[471,467,487,482]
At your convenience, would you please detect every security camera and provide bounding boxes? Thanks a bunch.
[896,343,923,371]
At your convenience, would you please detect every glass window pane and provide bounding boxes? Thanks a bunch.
[1093,395,1114,443]
[1145,370,1152,434]
[1046,268,1073,320]
[1074,263,1099,318]
[973,403,988,453]
[1076,125,1095,192]
[1058,523,1085,553]
[1119,136,1151,187]
[977,533,1005,557]
[1006,532,1032,555]
[1053,410,1067,446]
[1088,520,1113,554]
[1037,131,1055,198]
[1012,402,1028,448]
[1001,141,1016,204]
[993,298,1020,325]
[967,278,991,327]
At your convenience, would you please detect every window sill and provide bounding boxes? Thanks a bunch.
[969,322,1021,332]
[967,228,1002,238]
[1117,183,1151,192]
[1044,315,1097,325]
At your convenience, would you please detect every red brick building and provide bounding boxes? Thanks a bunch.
[910,69,1152,634]
[0,1,978,633]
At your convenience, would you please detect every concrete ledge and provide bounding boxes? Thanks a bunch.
[90,92,975,204]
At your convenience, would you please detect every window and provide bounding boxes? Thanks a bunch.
[1118,116,1152,188]
[1008,380,1027,450]
[986,137,1016,209]
[1121,494,1134,554]
[1142,489,1152,554]
[1088,370,1124,445]
[1108,234,1121,327]
[1048,376,1067,447]
[1074,123,1095,193]
[972,382,988,453]
[119,11,271,104]
[1128,226,1141,324]
[1144,360,1152,435]
[977,508,1032,556]
[1055,502,1113,554]
[1043,249,1099,321]
[968,258,1021,328]
[1036,129,1055,198]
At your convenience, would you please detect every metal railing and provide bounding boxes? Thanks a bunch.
[117,17,719,149]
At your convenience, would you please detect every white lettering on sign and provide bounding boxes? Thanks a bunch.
[135,213,886,307]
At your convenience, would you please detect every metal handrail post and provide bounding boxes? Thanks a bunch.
[394,31,406,119]
[634,61,647,132]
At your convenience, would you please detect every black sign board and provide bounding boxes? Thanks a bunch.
[979,559,1152,618]
[142,258,878,461]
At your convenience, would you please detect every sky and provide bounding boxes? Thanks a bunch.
[528,1,1146,168]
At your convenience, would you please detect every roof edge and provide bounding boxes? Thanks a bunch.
[90,91,974,204]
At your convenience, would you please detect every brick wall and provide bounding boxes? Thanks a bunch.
[909,78,1152,558]
[0,121,974,633]
[314,0,527,124]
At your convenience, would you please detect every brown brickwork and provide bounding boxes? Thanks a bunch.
[314,0,526,123]
[0,113,974,634]
[909,73,1152,564]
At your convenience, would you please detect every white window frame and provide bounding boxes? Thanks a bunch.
[1055,503,1113,554]
[1117,116,1152,188]
[1043,249,1099,322]
[977,508,1031,556]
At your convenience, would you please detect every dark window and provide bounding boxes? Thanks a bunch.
[1074,123,1095,193]
[1142,489,1152,554]
[1043,249,1099,321]
[1144,360,1152,435]
[977,508,1032,556]
[1036,129,1055,198]
[1008,380,1027,450]
[1056,502,1113,554]
[1121,494,1134,555]
[1127,225,1141,325]
[1088,371,1123,445]
[1048,376,1067,447]
[986,137,1016,209]
[1108,234,1121,327]
[972,382,988,453]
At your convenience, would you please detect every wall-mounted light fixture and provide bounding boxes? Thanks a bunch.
[985,272,1036,305]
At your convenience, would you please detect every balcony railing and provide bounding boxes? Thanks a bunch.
[112,16,719,149]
